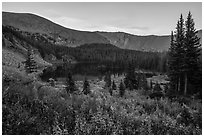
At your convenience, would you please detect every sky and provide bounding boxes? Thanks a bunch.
[2,2,202,35]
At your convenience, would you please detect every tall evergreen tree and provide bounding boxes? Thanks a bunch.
[25,47,37,73]
[150,79,153,89]
[168,12,201,96]
[112,80,117,90]
[104,72,111,88]
[138,73,148,90]
[109,87,113,96]
[119,80,125,97]
[175,14,186,94]
[168,14,185,95]
[65,72,76,94]
[124,64,138,90]
[83,77,90,95]
[183,11,201,95]
[168,31,177,94]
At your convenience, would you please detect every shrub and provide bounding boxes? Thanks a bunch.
[2,78,202,135]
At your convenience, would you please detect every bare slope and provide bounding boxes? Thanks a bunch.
[2,33,51,69]
[97,32,170,51]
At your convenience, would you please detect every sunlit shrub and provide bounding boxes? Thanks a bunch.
[2,80,202,135]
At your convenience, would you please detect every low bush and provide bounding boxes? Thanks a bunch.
[2,80,202,135]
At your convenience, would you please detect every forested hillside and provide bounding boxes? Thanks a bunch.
[2,12,110,47]
[3,25,168,72]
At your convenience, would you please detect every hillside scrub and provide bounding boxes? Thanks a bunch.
[2,76,202,135]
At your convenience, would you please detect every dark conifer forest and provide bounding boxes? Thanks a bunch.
[3,25,168,72]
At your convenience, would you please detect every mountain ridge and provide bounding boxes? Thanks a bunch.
[2,11,202,51]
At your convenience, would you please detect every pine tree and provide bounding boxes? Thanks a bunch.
[25,47,37,73]
[83,77,90,95]
[143,74,148,90]
[124,64,138,90]
[138,73,148,90]
[119,80,125,97]
[109,87,113,96]
[175,14,186,94]
[168,12,201,96]
[112,80,117,90]
[65,72,76,94]
[150,79,153,89]
[183,11,201,95]
[104,72,111,88]
[168,31,177,94]
[168,14,185,95]
[164,84,169,94]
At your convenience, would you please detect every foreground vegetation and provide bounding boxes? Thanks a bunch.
[2,73,202,135]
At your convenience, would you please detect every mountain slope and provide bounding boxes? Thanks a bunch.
[2,29,52,69]
[3,11,202,51]
[97,32,171,51]
[2,12,110,47]
[97,30,202,51]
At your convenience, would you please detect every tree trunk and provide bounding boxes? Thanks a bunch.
[178,76,181,94]
[184,73,188,95]
[175,79,178,94]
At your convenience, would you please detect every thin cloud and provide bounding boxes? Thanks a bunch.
[127,26,149,31]
[52,16,165,35]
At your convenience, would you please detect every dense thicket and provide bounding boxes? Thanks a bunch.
[2,25,168,72]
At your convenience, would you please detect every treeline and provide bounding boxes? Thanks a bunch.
[3,25,167,72]
[59,43,168,72]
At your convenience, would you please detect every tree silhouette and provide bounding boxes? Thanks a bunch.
[83,77,90,95]
[124,64,138,90]
[112,80,117,90]
[183,11,201,95]
[65,72,76,94]
[138,73,148,90]
[104,72,111,88]
[168,12,201,96]
[109,87,113,96]
[119,80,125,97]
[168,14,185,95]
